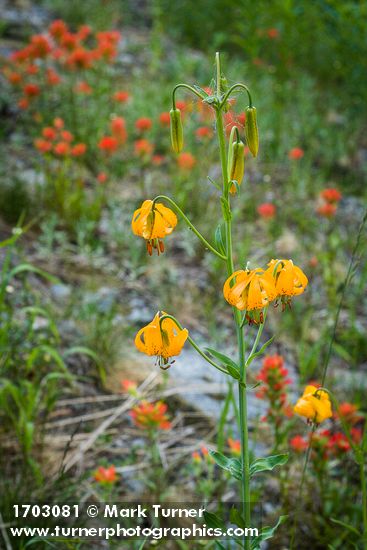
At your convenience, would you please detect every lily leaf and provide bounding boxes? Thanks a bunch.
[209,450,242,480]
[203,511,226,531]
[203,95,218,105]
[251,515,288,549]
[246,336,275,367]
[250,454,288,478]
[193,84,209,97]
[206,348,240,380]
[230,506,247,529]
[205,348,238,370]
[214,224,227,256]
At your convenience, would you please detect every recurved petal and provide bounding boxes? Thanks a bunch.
[164,328,189,358]
[135,323,163,356]
[276,265,295,295]
[246,277,266,310]
[314,397,332,423]
[303,385,318,397]
[292,265,308,294]
[131,200,153,237]
[294,396,315,420]
[223,270,251,308]
[155,203,178,234]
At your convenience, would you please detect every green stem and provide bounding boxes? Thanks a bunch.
[187,335,228,375]
[360,461,367,549]
[172,83,205,109]
[221,83,253,109]
[245,308,267,365]
[158,314,228,375]
[215,66,251,547]
[152,195,227,260]
[321,209,367,386]
[290,424,316,549]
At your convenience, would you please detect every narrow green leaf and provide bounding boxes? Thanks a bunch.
[226,363,241,380]
[193,84,209,97]
[203,511,226,531]
[250,454,288,477]
[205,348,238,371]
[214,224,226,256]
[251,515,288,549]
[203,95,218,105]
[209,450,242,480]
[330,518,361,536]
[230,506,247,529]
[9,263,59,284]
[246,336,275,366]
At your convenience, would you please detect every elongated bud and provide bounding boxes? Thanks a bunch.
[229,140,245,194]
[245,106,259,157]
[170,108,183,153]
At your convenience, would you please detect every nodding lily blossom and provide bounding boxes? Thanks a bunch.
[294,385,332,424]
[131,199,177,255]
[223,268,277,323]
[134,311,188,369]
[266,259,308,308]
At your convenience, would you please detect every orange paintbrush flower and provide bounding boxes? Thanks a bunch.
[265,259,308,309]
[94,465,118,484]
[130,400,172,430]
[223,268,277,323]
[135,311,188,369]
[228,437,241,456]
[131,199,177,255]
[294,385,332,424]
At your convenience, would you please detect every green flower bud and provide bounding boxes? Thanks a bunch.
[245,106,259,157]
[170,108,183,153]
[229,140,245,194]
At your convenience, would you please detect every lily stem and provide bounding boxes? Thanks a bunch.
[215,51,251,550]
[152,195,227,260]
[158,314,228,375]
[246,308,267,365]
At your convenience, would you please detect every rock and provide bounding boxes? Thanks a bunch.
[50,284,71,302]
[127,296,154,324]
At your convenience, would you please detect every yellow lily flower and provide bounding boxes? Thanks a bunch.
[135,311,188,369]
[131,200,177,255]
[266,259,308,308]
[223,268,277,323]
[294,385,332,424]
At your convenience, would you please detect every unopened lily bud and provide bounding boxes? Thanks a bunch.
[170,108,183,153]
[245,106,259,157]
[229,140,245,194]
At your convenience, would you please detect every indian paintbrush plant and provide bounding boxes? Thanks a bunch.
[132,52,311,548]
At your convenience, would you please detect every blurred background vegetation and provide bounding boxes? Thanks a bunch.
[0,0,366,548]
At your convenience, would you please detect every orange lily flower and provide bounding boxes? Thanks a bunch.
[134,311,188,369]
[294,385,332,424]
[131,200,177,255]
[265,259,308,309]
[223,268,277,323]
